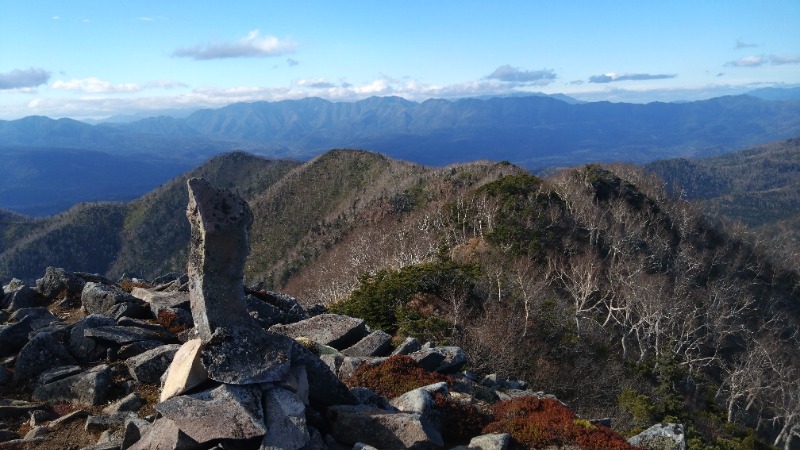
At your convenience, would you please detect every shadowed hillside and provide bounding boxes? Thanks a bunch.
[646,137,800,264]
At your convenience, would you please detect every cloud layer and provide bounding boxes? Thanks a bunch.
[51,78,187,94]
[486,65,556,85]
[172,30,297,60]
[726,54,800,67]
[588,72,677,83]
[0,68,51,90]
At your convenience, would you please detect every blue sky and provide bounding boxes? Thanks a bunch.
[1,1,798,120]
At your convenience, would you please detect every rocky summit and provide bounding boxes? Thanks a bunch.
[0,178,673,450]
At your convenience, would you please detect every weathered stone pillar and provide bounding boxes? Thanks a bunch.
[186,177,253,342]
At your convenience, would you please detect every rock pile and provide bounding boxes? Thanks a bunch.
[0,178,675,450]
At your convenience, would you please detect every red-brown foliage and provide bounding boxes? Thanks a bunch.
[344,355,452,399]
[434,393,489,445]
[484,396,642,450]
[156,309,188,334]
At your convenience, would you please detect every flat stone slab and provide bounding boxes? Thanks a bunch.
[201,326,294,385]
[327,405,443,449]
[33,365,113,406]
[156,383,267,443]
[84,325,175,345]
[269,314,368,350]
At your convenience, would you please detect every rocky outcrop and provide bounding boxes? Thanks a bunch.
[629,423,687,450]
[185,177,253,342]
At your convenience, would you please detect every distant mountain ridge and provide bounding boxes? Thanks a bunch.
[1,93,798,215]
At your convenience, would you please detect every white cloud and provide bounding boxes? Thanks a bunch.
[296,78,337,89]
[172,29,297,60]
[725,54,800,67]
[486,65,556,85]
[735,39,759,49]
[50,78,187,94]
[726,55,767,67]
[0,68,51,90]
[770,54,800,65]
[588,72,677,83]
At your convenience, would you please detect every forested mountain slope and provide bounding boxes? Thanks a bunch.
[1,149,798,448]
[646,137,800,264]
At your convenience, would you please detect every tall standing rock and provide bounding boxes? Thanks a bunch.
[186,177,253,342]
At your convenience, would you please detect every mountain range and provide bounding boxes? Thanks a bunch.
[1,93,799,216]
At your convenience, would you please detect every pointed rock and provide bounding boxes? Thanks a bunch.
[185,177,253,342]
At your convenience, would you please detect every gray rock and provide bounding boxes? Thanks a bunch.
[0,430,20,442]
[8,307,57,329]
[0,310,8,324]
[0,318,33,357]
[121,416,152,450]
[628,423,686,450]
[105,301,152,321]
[260,387,310,450]
[290,340,356,407]
[84,325,175,345]
[14,332,79,385]
[126,417,198,450]
[391,336,421,356]
[0,365,11,386]
[3,286,41,312]
[33,364,113,406]
[201,325,293,385]
[85,412,136,432]
[390,382,448,415]
[70,314,116,364]
[117,340,165,359]
[36,267,86,300]
[245,295,282,328]
[327,405,443,449]
[126,344,180,384]
[338,357,385,379]
[451,433,512,450]
[407,348,448,372]
[278,364,309,405]
[186,178,253,342]
[156,383,267,443]
[432,346,469,373]
[270,314,368,350]
[81,282,141,316]
[38,365,84,387]
[259,291,307,324]
[102,392,144,415]
[129,287,190,318]
[350,387,397,411]
[342,330,392,357]
[3,278,24,292]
